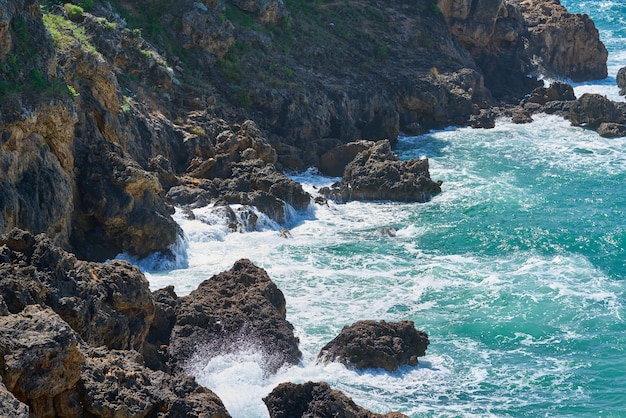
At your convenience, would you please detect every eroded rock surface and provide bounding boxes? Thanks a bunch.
[263,381,408,418]
[319,140,442,203]
[318,320,429,372]
[169,259,301,374]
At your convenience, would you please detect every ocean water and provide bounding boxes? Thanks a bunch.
[142,3,626,417]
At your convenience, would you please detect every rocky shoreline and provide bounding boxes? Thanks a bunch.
[0,0,624,416]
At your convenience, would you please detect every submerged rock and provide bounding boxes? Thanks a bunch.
[617,67,626,96]
[263,381,408,418]
[319,140,442,203]
[318,320,429,372]
[169,259,301,374]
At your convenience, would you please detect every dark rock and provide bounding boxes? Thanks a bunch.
[0,305,85,418]
[511,107,533,124]
[144,286,179,372]
[169,259,301,374]
[0,380,28,418]
[597,123,626,138]
[570,93,624,128]
[528,81,576,105]
[79,346,231,418]
[318,141,376,177]
[263,381,408,418]
[319,140,442,203]
[618,67,626,95]
[0,229,155,352]
[318,320,429,372]
[518,0,608,81]
[469,109,496,129]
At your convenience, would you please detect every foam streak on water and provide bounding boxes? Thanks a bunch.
[147,5,626,415]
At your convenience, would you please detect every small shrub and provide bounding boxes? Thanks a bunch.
[67,84,79,98]
[189,126,206,136]
[430,3,442,15]
[64,3,84,20]
[121,95,132,113]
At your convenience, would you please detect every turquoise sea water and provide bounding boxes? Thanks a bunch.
[144,3,626,417]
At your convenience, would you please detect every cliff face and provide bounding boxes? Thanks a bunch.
[0,0,608,260]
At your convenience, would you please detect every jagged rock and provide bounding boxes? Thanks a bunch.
[517,0,608,81]
[318,320,429,372]
[617,67,626,96]
[263,381,408,418]
[469,108,496,128]
[318,140,376,177]
[144,286,179,372]
[0,379,28,418]
[0,229,155,351]
[233,0,287,24]
[74,141,181,261]
[528,81,576,105]
[597,123,626,138]
[319,140,442,203]
[181,3,234,59]
[79,346,231,418]
[510,107,533,124]
[168,259,301,374]
[570,93,624,128]
[0,305,85,418]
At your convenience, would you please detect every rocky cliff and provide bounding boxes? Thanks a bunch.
[0,0,608,260]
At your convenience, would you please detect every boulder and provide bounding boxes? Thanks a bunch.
[527,81,576,105]
[319,140,442,203]
[318,140,376,177]
[79,346,231,418]
[318,320,429,372]
[597,123,626,138]
[617,67,626,96]
[0,229,155,352]
[263,381,408,418]
[518,0,608,81]
[570,93,624,128]
[0,305,85,418]
[168,259,301,374]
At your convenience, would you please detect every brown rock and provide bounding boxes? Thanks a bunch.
[169,259,301,374]
[79,346,231,418]
[318,320,429,372]
[597,122,626,138]
[319,140,442,203]
[263,381,408,418]
[570,93,624,128]
[0,229,155,352]
[318,140,376,177]
[0,305,85,418]
[517,0,608,81]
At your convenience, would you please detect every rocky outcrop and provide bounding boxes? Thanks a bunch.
[80,346,230,418]
[0,305,84,418]
[263,381,408,418]
[0,229,233,417]
[318,320,429,372]
[515,0,608,81]
[0,228,154,351]
[319,140,442,203]
[168,259,301,374]
[318,140,375,177]
[570,93,624,128]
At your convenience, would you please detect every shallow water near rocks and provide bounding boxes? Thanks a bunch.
[142,3,626,416]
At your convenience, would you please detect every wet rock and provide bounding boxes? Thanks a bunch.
[570,93,624,128]
[597,123,626,138]
[0,229,155,352]
[319,140,442,203]
[80,346,231,418]
[469,108,496,129]
[528,81,576,105]
[618,67,626,96]
[0,305,85,418]
[263,381,408,418]
[318,140,376,177]
[318,320,429,372]
[169,259,301,374]
[511,107,533,124]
